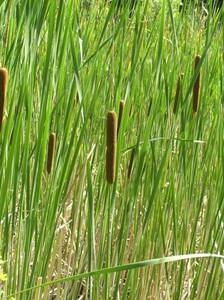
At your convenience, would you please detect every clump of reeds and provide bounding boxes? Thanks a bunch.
[117,100,125,136]
[47,132,56,174]
[193,55,201,115]
[173,73,184,114]
[0,68,8,131]
[106,111,117,184]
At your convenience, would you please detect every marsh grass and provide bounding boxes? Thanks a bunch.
[0,0,223,299]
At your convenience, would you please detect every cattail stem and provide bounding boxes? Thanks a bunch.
[173,73,184,114]
[193,55,201,115]
[117,100,125,136]
[106,111,117,184]
[47,132,56,174]
[0,68,8,131]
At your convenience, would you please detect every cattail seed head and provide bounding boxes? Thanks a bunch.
[106,111,117,184]
[117,100,125,136]
[173,73,184,114]
[47,132,56,174]
[193,55,201,115]
[0,68,8,131]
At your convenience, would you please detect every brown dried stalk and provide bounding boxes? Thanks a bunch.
[117,100,125,136]
[0,68,8,131]
[193,55,201,115]
[47,132,56,174]
[106,111,117,184]
[173,73,184,114]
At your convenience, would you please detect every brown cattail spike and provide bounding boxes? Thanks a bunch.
[173,73,184,114]
[117,100,125,136]
[0,68,8,131]
[47,132,56,174]
[193,55,201,115]
[106,111,117,184]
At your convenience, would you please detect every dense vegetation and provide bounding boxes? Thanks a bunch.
[0,0,223,299]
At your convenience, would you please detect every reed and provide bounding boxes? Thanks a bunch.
[47,132,56,174]
[0,68,8,131]
[117,100,125,136]
[173,73,184,114]
[106,111,117,184]
[193,55,201,115]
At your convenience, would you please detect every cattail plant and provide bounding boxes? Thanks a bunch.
[117,100,125,136]
[47,132,56,174]
[193,55,201,115]
[173,73,184,114]
[0,68,8,131]
[106,111,117,184]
